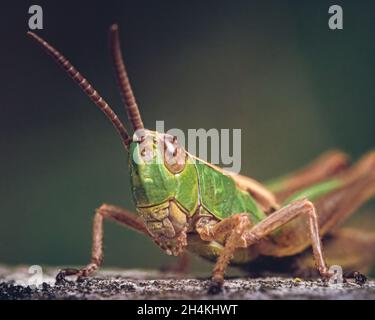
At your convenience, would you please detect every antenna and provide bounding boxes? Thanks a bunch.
[27,31,132,149]
[109,24,144,132]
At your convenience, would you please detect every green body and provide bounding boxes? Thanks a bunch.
[128,132,344,262]
[129,134,341,222]
[129,137,267,223]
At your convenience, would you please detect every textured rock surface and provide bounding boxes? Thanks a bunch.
[1,266,375,300]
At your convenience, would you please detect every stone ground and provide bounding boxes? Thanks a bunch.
[1,266,375,300]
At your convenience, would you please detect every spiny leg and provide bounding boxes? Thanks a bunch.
[266,150,349,202]
[56,204,148,282]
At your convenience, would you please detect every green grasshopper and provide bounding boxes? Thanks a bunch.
[28,25,375,294]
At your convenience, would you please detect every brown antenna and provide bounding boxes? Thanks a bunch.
[27,31,132,149]
[109,24,144,132]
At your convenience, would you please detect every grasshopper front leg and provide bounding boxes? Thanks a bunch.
[197,199,331,294]
[56,204,149,281]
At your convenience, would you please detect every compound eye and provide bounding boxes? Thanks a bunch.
[163,135,186,174]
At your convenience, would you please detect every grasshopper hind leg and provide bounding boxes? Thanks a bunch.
[257,149,375,260]
[266,150,350,202]
[241,228,375,280]
[293,228,375,280]
[258,173,375,260]
[252,169,375,286]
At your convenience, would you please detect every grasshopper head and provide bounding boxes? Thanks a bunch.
[128,130,192,255]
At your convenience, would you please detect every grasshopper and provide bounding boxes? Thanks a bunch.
[28,25,375,293]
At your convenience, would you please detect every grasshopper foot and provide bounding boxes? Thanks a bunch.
[344,271,367,285]
[207,280,223,295]
[56,268,81,283]
[56,263,98,283]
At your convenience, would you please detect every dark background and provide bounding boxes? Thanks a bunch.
[1,1,374,274]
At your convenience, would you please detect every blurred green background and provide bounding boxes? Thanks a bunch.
[0,0,374,274]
